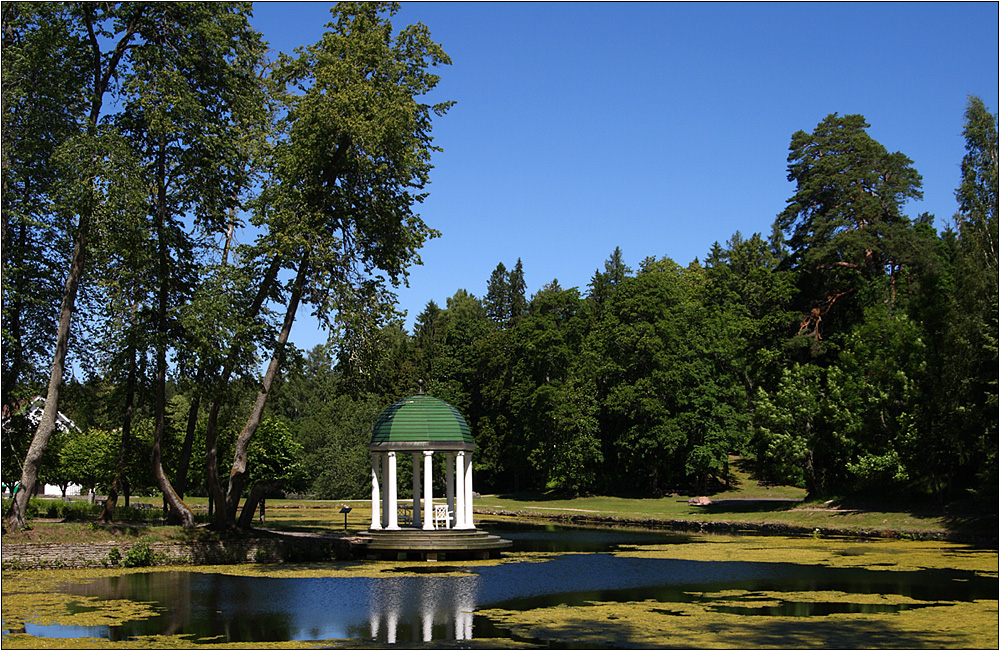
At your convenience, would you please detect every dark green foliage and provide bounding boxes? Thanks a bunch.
[269,345,385,499]
[104,547,122,566]
[301,106,988,503]
[751,103,997,502]
[777,113,924,350]
[926,97,999,504]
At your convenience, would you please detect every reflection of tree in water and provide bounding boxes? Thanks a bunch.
[361,574,480,643]
[63,571,194,640]
[200,574,295,642]
[66,572,295,642]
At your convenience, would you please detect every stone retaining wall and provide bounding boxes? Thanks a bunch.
[2,536,356,569]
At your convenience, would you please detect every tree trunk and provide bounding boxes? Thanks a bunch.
[204,399,230,530]
[193,204,235,513]
[237,479,284,530]
[149,134,194,528]
[175,366,205,499]
[101,342,137,523]
[150,337,194,529]
[225,253,309,523]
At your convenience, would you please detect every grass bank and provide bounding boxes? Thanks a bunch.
[4,465,996,551]
[474,493,995,543]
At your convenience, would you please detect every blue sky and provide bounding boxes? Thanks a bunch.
[249,2,999,350]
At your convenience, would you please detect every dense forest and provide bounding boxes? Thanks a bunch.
[3,3,997,531]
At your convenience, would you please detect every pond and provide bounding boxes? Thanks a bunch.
[4,523,998,648]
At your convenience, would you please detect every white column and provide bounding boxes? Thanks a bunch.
[412,452,421,526]
[445,453,455,529]
[386,451,399,530]
[463,454,474,529]
[387,607,397,645]
[460,607,473,641]
[370,453,382,530]
[422,451,434,530]
[454,452,466,529]
[422,606,433,642]
[381,453,390,528]
[455,588,474,640]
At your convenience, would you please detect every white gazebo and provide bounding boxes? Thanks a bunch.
[367,384,476,532]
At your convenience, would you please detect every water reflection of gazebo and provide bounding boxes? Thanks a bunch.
[366,574,477,643]
[361,383,510,561]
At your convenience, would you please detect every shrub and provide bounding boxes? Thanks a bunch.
[105,547,123,567]
[60,501,101,521]
[253,543,279,563]
[121,542,156,568]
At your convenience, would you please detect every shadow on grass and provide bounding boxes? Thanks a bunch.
[942,513,998,546]
[264,519,341,533]
[820,496,998,545]
[700,499,802,514]
[494,489,584,502]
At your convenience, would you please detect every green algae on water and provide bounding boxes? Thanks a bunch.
[614,533,999,575]
[2,571,159,635]
[478,597,999,649]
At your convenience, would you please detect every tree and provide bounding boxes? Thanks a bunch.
[5,3,149,529]
[703,232,796,396]
[516,283,598,493]
[57,427,117,494]
[508,258,527,328]
[587,246,631,314]
[937,96,999,502]
[4,3,270,529]
[269,345,388,500]
[703,231,797,485]
[412,300,446,383]
[220,2,452,527]
[2,409,35,494]
[236,417,303,528]
[836,306,924,493]
[484,258,528,330]
[955,96,999,271]
[776,113,923,347]
[753,364,826,491]
[590,258,695,493]
[484,262,509,327]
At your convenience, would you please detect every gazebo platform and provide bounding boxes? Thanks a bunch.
[357,528,512,561]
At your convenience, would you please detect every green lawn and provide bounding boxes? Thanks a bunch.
[469,459,991,539]
[473,492,965,536]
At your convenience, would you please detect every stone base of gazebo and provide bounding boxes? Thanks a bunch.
[357,528,512,562]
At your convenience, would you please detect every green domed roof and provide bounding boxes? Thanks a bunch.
[370,393,475,450]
